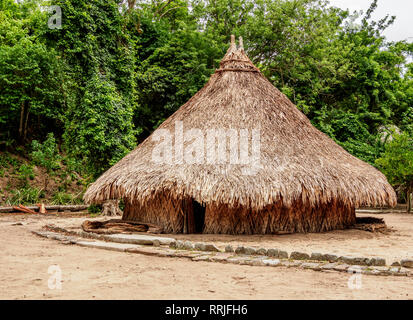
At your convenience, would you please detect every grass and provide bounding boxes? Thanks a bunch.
[5,187,45,205]
[51,191,84,205]
[0,151,87,206]
[0,152,21,169]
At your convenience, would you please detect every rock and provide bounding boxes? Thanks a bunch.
[194,242,206,251]
[301,262,321,270]
[290,251,310,260]
[175,240,185,249]
[374,266,390,272]
[247,258,266,266]
[368,257,386,266]
[322,254,338,262]
[267,249,279,257]
[152,239,160,247]
[169,241,177,249]
[320,263,337,270]
[363,269,381,275]
[203,243,220,252]
[244,247,257,255]
[106,233,175,245]
[310,253,324,261]
[192,255,211,262]
[389,267,399,273]
[211,254,232,262]
[333,264,349,272]
[77,241,138,252]
[399,267,411,275]
[238,258,254,265]
[226,257,244,264]
[183,241,194,250]
[278,250,289,259]
[400,259,413,268]
[347,265,365,273]
[256,248,267,256]
[391,261,401,266]
[225,245,234,253]
[262,259,280,266]
[354,257,370,266]
[235,246,246,254]
[338,256,351,264]
[280,260,302,268]
[339,256,369,266]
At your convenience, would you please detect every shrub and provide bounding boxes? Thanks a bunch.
[5,187,45,205]
[16,163,35,186]
[51,191,83,205]
[31,132,61,191]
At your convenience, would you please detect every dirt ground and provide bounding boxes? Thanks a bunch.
[0,212,412,300]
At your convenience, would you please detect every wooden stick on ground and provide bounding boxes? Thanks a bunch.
[19,204,37,214]
[12,205,36,214]
[36,203,47,214]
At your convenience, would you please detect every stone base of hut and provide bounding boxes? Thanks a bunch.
[123,195,356,235]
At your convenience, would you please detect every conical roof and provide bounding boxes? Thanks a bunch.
[84,36,396,209]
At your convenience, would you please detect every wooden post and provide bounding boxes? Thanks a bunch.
[182,199,188,233]
[182,198,195,234]
[187,200,195,234]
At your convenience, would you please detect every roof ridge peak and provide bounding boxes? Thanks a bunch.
[219,35,258,72]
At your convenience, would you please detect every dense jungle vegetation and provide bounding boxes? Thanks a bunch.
[0,0,412,207]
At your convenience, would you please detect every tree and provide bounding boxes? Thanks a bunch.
[0,0,65,145]
[31,132,61,191]
[46,0,138,176]
[63,73,136,175]
[127,4,223,140]
[376,132,413,212]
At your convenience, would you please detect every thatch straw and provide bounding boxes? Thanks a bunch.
[84,35,396,233]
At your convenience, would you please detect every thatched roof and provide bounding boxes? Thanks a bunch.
[84,36,396,209]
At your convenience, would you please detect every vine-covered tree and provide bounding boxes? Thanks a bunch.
[376,132,413,212]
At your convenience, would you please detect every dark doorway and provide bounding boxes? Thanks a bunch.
[182,198,206,234]
[193,200,206,233]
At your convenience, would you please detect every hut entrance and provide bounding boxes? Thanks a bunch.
[193,200,206,233]
[182,198,205,233]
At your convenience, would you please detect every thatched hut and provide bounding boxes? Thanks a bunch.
[84,36,396,234]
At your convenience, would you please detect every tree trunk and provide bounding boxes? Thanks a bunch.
[44,175,48,193]
[19,101,25,141]
[407,187,412,213]
[23,103,30,141]
[101,200,122,216]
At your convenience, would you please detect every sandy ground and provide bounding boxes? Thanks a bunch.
[0,213,412,300]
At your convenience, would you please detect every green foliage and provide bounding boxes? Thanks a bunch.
[88,204,102,214]
[31,132,61,191]
[63,73,137,175]
[0,152,18,169]
[31,133,61,174]
[376,132,413,190]
[17,163,35,186]
[51,191,83,205]
[129,7,223,138]
[0,0,65,143]
[46,0,138,176]
[5,186,45,205]
[0,0,412,200]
